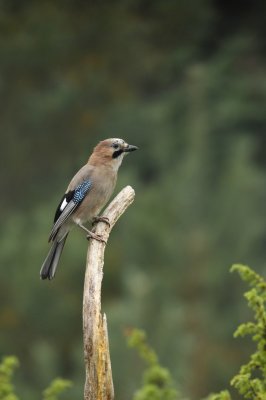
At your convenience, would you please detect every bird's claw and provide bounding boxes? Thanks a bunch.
[92,216,111,227]
[86,231,107,244]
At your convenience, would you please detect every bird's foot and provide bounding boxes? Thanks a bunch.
[86,230,107,244]
[92,216,111,227]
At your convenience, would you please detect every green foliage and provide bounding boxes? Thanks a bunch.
[205,391,232,400]
[42,378,72,400]
[203,264,266,400]
[129,265,266,400]
[230,265,266,399]
[0,356,19,400]
[200,265,266,399]
[127,329,158,366]
[0,357,71,400]
[127,329,182,400]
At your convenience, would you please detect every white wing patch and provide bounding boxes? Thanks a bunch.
[60,198,68,211]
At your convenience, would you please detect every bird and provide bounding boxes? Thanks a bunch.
[40,138,138,280]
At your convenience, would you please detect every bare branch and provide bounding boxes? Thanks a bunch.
[83,185,135,400]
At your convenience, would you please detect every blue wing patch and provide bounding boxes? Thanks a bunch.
[50,179,93,241]
[73,180,92,204]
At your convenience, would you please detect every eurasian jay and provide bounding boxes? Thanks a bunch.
[40,138,138,280]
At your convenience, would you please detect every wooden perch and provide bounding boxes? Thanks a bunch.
[83,185,135,400]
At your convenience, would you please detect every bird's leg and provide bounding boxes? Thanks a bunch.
[77,223,106,244]
[92,216,111,227]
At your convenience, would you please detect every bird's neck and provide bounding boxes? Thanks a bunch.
[88,152,108,166]
[88,153,123,173]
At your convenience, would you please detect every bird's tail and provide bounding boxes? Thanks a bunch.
[40,234,68,280]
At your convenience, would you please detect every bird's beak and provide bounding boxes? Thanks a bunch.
[124,144,139,153]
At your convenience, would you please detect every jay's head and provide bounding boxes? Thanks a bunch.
[89,138,138,170]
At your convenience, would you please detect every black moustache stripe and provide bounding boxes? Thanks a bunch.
[112,149,123,158]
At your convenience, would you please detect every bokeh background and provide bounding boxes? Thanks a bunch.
[1,0,266,399]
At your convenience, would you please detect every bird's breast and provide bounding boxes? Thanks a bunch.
[73,174,116,223]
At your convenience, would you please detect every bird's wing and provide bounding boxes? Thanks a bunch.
[48,180,92,242]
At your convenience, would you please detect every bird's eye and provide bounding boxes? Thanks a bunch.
[113,143,119,149]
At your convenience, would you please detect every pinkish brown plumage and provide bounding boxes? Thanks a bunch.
[40,138,138,280]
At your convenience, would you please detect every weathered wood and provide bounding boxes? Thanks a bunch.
[83,185,135,400]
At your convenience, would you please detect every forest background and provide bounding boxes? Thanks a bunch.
[0,0,266,399]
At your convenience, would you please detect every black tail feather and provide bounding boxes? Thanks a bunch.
[40,234,68,280]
